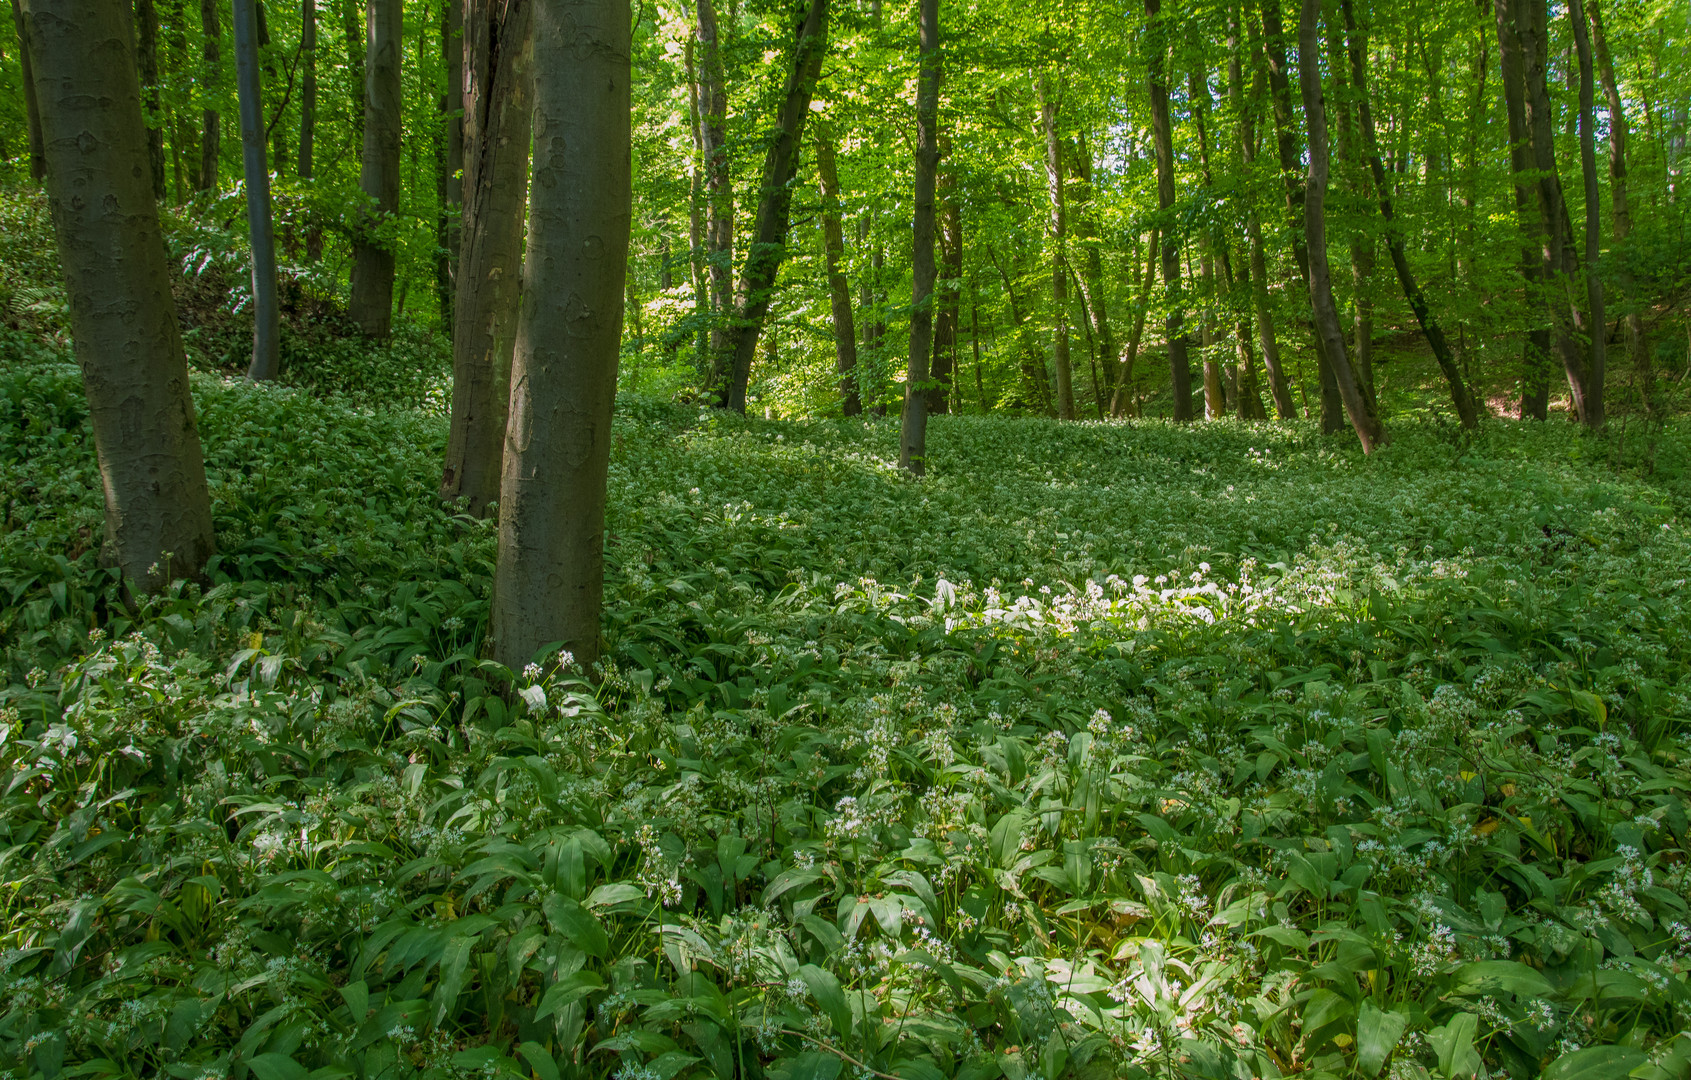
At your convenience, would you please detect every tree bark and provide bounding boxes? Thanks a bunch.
[1069,135,1115,418]
[1587,0,1648,413]
[299,0,316,179]
[1146,0,1193,421]
[718,0,829,413]
[134,0,167,199]
[1232,23,1296,418]
[1339,0,1478,428]
[900,0,938,474]
[1297,0,1380,452]
[233,0,280,380]
[1037,74,1074,420]
[1323,10,1377,414]
[441,0,531,515]
[1493,0,1550,419]
[694,0,733,393]
[9,0,45,179]
[491,0,629,672]
[1111,230,1158,417]
[930,166,961,414]
[436,0,464,334]
[815,125,861,416]
[198,0,220,190]
[1569,0,1606,427]
[23,0,215,589]
[349,0,402,338]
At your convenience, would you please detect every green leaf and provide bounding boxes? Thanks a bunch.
[1452,960,1553,998]
[800,963,853,1038]
[1429,1012,1481,1080]
[247,1055,308,1080]
[543,894,609,958]
[518,1042,562,1080]
[1356,1001,1408,1077]
[1541,1046,1651,1080]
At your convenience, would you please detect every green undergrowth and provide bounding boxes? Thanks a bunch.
[1,355,1690,1080]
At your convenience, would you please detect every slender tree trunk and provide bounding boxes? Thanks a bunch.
[340,0,362,113]
[255,1,286,177]
[1233,22,1295,418]
[1069,135,1115,416]
[1339,0,1478,427]
[233,0,280,380]
[931,167,961,414]
[23,0,215,589]
[437,0,464,334]
[1112,230,1158,417]
[300,0,315,178]
[10,0,45,180]
[1297,0,1380,451]
[971,289,987,412]
[491,0,629,672]
[815,125,861,416]
[683,35,708,370]
[1494,0,1550,418]
[1189,68,1228,420]
[1323,11,1377,413]
[199,0,220,190]
[695,0,733,394]
[1569,0,1606,427]
[135,0,168,198]
[1037,74,1075,420]
[1146,0,1193,421]
[719,0,829,413]
[349,0,402,338]
[1587,0,1648,413]
[900,0,939,473]
[441,0,531,515]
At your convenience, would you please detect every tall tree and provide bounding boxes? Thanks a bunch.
[1145,0,1193,421]
[233,0,280,380]
[716,0,829,413]
[198,0,220,190]
[1037,74,1075,420]
[694,0,733,389]
[1069,136,1115,419]
[1296,0,1380,451]
[299,0,316,181]
[9,0,46,180]
[1493,0,1551,419]
[1231,19,1296,418]
[22,0,216,589]
[900,0,939,473]
[1322,6,1376,412]
[1569,0,1606,428]
[348,0,403,338]
[134,0,167,199]
[437,0,464,332]
[490,0,630,671]
[931,166,962,414]
[441,0,532,515]
[815,122,862,416]
[1586,0,1648,410]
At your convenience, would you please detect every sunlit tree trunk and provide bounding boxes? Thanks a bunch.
[491,0,630,671]
[349,0,402,338]
[1146,0,1193,421]
[815,124,861,416]
[233,0,280,380]
[1037,74,1074,420]
[900,0,939,474]
[23,0,216,589]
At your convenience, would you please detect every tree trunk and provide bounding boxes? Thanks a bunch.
[1569,0,1606,427]
[300,0,315,179]
[436,0,464,334]
[1493,0,1550,419]
[1037,75,1074,420]
[1146,0,1193,421]
[683,35,708,369]
[233,0,280,380]
[10,0,45,179]
[1111,230,1157,417]
[1232,23,1295,418]
[1339,0,1478,428]
[1297,0,1380,452]
[1323,12,1377,414]
[23,0,216,589]
[349,0,402,338]
[899,0,938,474]
[340,0,363,112]
[198,0,220,190]
[931,166,961,414]
[441,0,531,515]
[135,0,167,198]
[815,125,861,416]
[1189,68,1227,420]
[719,0,829,414]
[1069,135,1115,417]
[1587,0,1648,413]
[491,0,629,672]
[254,1,286,178]
[695,0,733,394]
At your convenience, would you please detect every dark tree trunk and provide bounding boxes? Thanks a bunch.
[135,0,167,198]
[1569,0,1606,427]
[349,0,402,338]
[233,0,280,380]
[1493,0,1550,419]
[1297,0,1381,452]
[900,0,938,474]
[815,126,861,416]
[198,0,220,190]
[491,0,629,672]
[1587,0,1648,412]
[10,0,46,179]
[1146,0,1192,421]
[718,0,829,414]
[23,0,216,589]
[931,167,961,414]
[695,0,733,393]
[1037,74,1074,420]
[437,0,464,334]
[441,0,531,515]
[300,0,316,179]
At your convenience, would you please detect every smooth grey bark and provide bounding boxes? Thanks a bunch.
[1146,0,1193,421]
[300,0,316,178]
[23,0,215,589]
[349,0,402,338]
[694,0,733,391]
[436,0,463,333]
[490,0,630,672]
[718,0,829,413]
[233,0,280,380]
[900,0,938,474]
[441,0,531,515]
[1037,74,1074,421]
[1339,0,1478,428]
[1493,0,1550,419]
[198,0,220,190]
[815,125,862,416]
[1569,0,1606,427]
[1296,0,1380,452]
[135,0,167,199]
[9,0,45,180]
[1587,0,1648,410]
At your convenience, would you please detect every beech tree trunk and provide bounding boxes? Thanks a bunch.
[135,0,167,199]
[233,0,280,380]
[436,0,464,333]
[1339,0,1478,428]
[1587,0,1648,412]
[199,0,220,190]
[815,125,861,415]
[491,0,630,672]
[930,169,961,414]
[1037,75,1075,420]
[718,0,829,413]
[23,0,216,590]
[694,0,733,391]
[1146,0,1193,421]
[900,0,939,474]
[440,0,531,515]
[1297,0,1381,452]
[349,0,402,338]
[1493,0,1550,419]
[1569,0,1606,427]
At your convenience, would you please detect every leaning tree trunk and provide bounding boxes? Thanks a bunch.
[349,0,403,338]
[1296,0,1380,452]
[930,164,961,414]
[491,0,630,672]
[441,0,532,515]
[815,124,862,416]
[135,0,168,199]
[198,0,221,190]
[1569,0,1606,427]
[1493,0,1550,419]
[718,0,830,414]
[233,0,280,380]
[23,0,216,589]
[1340,0,1478,428]
[436,0,464,333]
[1037,74,1075,420]
[1146,0,1193,421]
[695,0,733,393]
[1587,0,1647,413]
[899,0,939,474]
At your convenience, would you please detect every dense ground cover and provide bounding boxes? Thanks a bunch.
[2,340,1690,1080]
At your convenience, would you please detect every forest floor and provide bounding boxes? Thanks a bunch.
[3,185,1691,1079]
